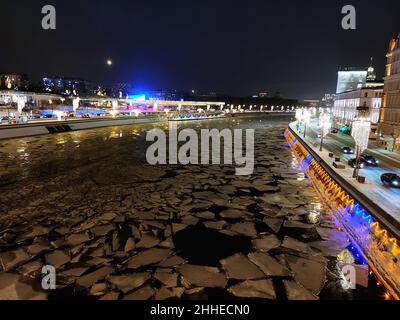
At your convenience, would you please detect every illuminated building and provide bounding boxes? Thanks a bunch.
[333,59,384,135]
[42,77,89,95]
[0,74,29,90]
[333,87,383,135]
[303,99,320,107]
[336,69,368,94]
[321,94,336,108]
[378,33,400,151]
[144,90,183,101]
[336,62,382,94]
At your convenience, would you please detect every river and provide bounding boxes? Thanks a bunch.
[0,115,384,300]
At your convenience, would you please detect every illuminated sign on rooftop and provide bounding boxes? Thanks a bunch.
[127,94,146,101]
[336,71,367,94]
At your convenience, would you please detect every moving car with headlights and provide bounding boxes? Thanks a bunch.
[381,173,400,188]
[361,155,379,166]
[341,146,354,154]
[348,158,365,169]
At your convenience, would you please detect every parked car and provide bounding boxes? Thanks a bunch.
[331,128,339,134]
[381,173,400,188]
[341,146,354,154]
[360,155,379,166]
[348,158,365,169]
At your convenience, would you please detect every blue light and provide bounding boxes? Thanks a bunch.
[127,94,146,101]
[347,242,367,266]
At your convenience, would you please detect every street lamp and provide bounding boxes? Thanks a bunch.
[17,97,25,114]
[54,110,64,121]
[319,113,331,151]
[303,110,311,138]
[351,118,371,178]
[295,109,303,131]
[72,97,80,112]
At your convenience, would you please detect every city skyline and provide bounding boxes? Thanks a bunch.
[1,0,400,99]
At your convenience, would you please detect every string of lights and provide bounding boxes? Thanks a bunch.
[285,128,399,300]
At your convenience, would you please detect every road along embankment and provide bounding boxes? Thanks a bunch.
[286,123,400,299]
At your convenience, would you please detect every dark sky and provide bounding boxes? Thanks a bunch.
[1,0,400,99]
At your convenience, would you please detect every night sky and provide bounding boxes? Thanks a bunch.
[1,0,400,99]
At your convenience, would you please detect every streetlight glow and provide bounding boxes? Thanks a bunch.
[319,113,332,151]
[351,118,371,178]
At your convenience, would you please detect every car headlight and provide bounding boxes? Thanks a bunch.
[376,160,379,163]
[367,160,372,163]
[393,181,399,186]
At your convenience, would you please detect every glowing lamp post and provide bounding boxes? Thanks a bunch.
[112,100,118,111]
[302,110,311,138]
[109,100,119,118]
[72,97,80,112]
[351,119,371,178]
[295,109,303,131]
[17,97,25,114]
[319,113,331,151]
[54,110,64,121]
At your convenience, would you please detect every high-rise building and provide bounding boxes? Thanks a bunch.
[378,33,400,151]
